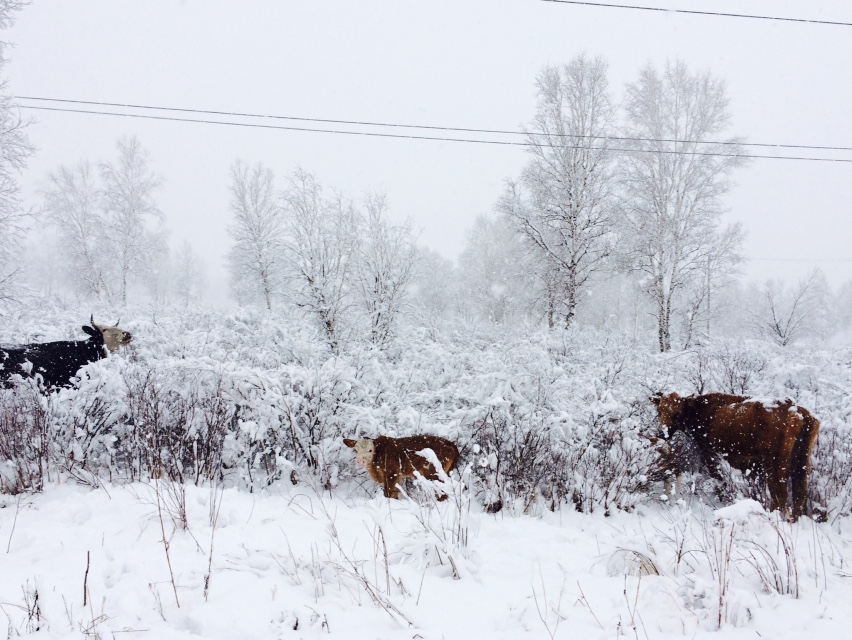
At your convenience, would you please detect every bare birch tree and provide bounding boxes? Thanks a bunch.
[755,268,828,346]
[410,247,458,329]
[678,222,743,348]
[281,168,359,353]
[498,55,616,328]
[100,136,165,306]
[172,240,205,310]
[0,0,34,302]
[619,60,746,352]
[41,161,111,300]
[457,214,529,325]
[354,192,417,348]
[226,160,283,311]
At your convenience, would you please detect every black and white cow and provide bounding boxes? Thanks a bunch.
[0,316,132,389]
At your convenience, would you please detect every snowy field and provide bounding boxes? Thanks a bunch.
[1,1,850,637]
[1,481,850,639]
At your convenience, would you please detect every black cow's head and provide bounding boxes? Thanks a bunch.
[89,315,133,353]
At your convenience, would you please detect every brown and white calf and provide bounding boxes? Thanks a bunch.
[343,435,460,499]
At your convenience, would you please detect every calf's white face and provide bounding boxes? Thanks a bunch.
[344,438,375,467]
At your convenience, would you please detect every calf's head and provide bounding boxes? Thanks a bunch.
[343,437,375,467]
[90,316,133,352]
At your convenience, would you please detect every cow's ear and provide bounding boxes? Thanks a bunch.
[343,438,356,448]
[82,325,99,338]
[650,393,662,406]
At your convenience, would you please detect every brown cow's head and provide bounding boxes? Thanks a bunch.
[90,316,133,353]
[651,392,685,437]
[343,437,375,467]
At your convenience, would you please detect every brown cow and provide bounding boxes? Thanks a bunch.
[343,435,459,499]
[651,392,820,520]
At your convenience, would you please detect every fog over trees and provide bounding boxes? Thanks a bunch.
[100,136,165,306]
[619,61,746,351]
[0,0,33,303]
[0,41,848,350]
[33,137,171,306]
[499,55,617,329]
[226,160,283,312]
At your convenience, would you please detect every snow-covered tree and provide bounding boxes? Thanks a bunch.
[618,60,746,352]
[226,160,284,311]
[281,168,359,353]
[172,240,205,310]
[754,268,830,346]
[0,0,34,303]
[677,223,744,348]
[457,214,528,325]
[40,161,111,300]
[409,247,458,329]
[498,55,616,328]
[100,136,165,306]
[832,279,852,341]
[354,192,417,348]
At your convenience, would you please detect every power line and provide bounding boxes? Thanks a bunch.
[18,104,852,164]
[540,0,852,27]
[16,96,852,153]
[749,257,852,263]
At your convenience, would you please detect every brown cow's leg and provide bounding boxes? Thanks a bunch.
[384,474,400,499]
[790,412,819,522]
[791,476,808,522]
[766,465,790,519]
[422,467,449,501]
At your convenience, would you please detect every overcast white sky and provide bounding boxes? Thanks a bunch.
[6,0,852,301]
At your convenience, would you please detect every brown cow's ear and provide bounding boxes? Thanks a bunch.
[650,394,662,406]
[343,438,356,448]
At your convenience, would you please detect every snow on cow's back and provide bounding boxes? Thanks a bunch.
[741,396,796,411]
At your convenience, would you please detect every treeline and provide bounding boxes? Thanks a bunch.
[221,56,849,351]
[23,137,204,309]
[225,163,417,352]
[1,44,849,349]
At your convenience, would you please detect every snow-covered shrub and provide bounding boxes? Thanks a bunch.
[0,299,848,521]
[465,405,568,514]
[0,382,52,493]
[708,339,769,395]
[393,458,474,580]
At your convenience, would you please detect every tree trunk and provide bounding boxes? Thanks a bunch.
[657,298,672,352]
[121,263,128,306]
[546,289,555,329]
[564,270,577,328]
[263,283,272,312]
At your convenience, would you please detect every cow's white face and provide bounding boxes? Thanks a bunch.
[344,437,375,467]
[92,321,133,353]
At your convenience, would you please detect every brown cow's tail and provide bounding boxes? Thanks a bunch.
[790,408,820,521]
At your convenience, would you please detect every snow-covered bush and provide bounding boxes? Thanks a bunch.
[0,381,51,493]
[1,300,849,520]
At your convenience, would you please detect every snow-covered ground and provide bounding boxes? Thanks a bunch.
[1,480,850,639]
[1,304,851,638]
